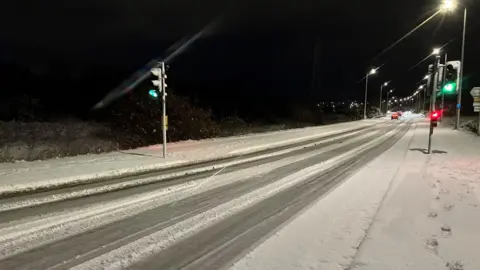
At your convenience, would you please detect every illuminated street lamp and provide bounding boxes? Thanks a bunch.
[386,89,394,112]
[364,68,378,119]
[432,48,441,55]
[440,0,456,12]
[379,81,390,114]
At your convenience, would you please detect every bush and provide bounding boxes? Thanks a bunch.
[107,92,220,149]
[0,121,115,162]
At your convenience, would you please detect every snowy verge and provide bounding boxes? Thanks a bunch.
[350,122,480,270]
[0,120,385,197]
[230,123,415,270]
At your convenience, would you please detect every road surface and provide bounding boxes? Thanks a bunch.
[0,120,411,269]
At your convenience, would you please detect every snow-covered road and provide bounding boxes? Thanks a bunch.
[0,120,412,269]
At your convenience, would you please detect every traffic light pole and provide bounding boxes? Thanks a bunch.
[455,8,467,130]
[428,55,440,154]
[160,62,167,158]
[440,53,448,122]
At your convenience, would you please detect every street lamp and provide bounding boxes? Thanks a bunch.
[418,84,427,113]
[386,89,394,112]
[432,48,441,55]
[364,68,377,120]
[379,81,390,114]
[440,0,456,12]
[440,0,467,129]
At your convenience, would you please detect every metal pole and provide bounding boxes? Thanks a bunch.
[386,91,389,113]
[160,62,167,158]
[455,8,467,130]
[477,111,480,136]
[417,93,421,112]
[428,55,440,154]
[441,53,448,122]
[364,74,368,120]
[431,56,440,112]
[379,85,383,114]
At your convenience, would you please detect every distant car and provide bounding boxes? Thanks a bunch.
[397,111,403,117]
[391,112,399,120]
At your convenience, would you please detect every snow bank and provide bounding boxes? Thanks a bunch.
[231,123,415,270]
[0,119,384,195]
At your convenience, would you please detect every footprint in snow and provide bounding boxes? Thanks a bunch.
[428,212,438,218]
[444,203,455,211]
[446,261,464,270]
[441,224,452,238]
[426,238,438,251]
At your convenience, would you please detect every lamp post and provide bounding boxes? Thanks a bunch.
[379,81,390,114]
[440,0,468,129]
[431,48,441,112]
[418,85,425,113]
[364,68,377,120]
[386,89,394,113]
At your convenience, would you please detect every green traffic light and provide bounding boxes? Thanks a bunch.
[148,89,159,98]
[445,83,455,92]
[442,82,456,93]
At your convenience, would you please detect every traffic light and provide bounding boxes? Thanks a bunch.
[148,89,159,98]
[149,65,167,99]
[442,61,461,94]
[430,110,440,127]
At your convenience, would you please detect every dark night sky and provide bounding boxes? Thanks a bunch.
[1,0,479,118]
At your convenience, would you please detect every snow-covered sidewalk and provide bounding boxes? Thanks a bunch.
[351,122,480,270]
[0,120,384,190]
[231,120,480,270]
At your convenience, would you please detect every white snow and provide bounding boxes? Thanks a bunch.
[69,123,399,270]
[230,122,415,270]
[0,119,384,194]
[350,122,480,270]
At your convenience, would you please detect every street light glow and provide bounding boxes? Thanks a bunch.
[432,48,441,55]
[440,0,456,12]
[383,81,389,86]
[419,85,425,89]
[424,75,430,80]
[370,68,377,75]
